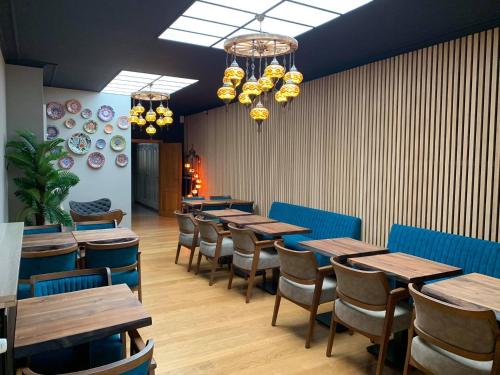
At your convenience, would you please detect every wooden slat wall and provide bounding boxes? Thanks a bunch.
[185,27,500,246]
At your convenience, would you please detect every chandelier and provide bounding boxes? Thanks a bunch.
[128,85,174,137]
[217,15,303,130]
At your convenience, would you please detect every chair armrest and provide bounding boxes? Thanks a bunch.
[255,240,275,248]
[218,230,231,237]
[317,265,335,277]
[389,287,409,301]
[128,330,157,372]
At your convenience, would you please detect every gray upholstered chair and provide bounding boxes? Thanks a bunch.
[272,242,337,348]
[69,198,111,214]
[326,260,411,375]
[404,283,500,375]
[174,210,199,272]
[227,224,280,303]
[195,217,234,286]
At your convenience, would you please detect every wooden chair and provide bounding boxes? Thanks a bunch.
[229,201,254,213]
[74,220,118,231]
[227,224,280,303]
[209,195,232,200]
[404,283,500,375]
[326,260,411,375]
[70,210,126,225]
[194,217,234,286]
[23,223,63,235]
[174,210,199,272]
[272,242,337,348]
[200,202,229,211]
[84,238,142,301]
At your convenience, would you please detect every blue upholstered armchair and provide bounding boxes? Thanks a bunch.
[209,195,232,200]
[201,202,228,211]
[23,224,63,235]
[74,220,118,231]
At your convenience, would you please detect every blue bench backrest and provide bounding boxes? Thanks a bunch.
[388,224,500,277]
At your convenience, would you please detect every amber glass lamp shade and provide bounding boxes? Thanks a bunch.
[280,80,300,99]
[217,82,236,104]
[274,90,288,107]
[258,75,274,92]
[156,103,166,115]
[238,92,252,107]
[284,65,303,85]
[184,163,191,168]
[242,75,261,101]
[192,189,198,195]
[134,103,145,114]
[164,107,173,118]
[250,100,269,126]
[224,60,245,86]
[137,116,147,126]
[195,184,201,189]
[165,116,173,125]
[145,124,157,135]
[156,117,166,126]
[129,114,139,124]
[264,57,285,82]
[145,109,156,122]
[195,178,202,184]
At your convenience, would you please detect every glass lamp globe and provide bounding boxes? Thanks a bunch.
[129,109,137,116]
[258,75,274,92]
[145,124,157,135]
[280,80,300,99]
[156,103,166,115]
[145,109,156,122]
[137,115,146,126]
[134,102,145,114]
[284,65,303,85]
[196,178,202,184]
[217,82,236,104]
[238,92,252,107]
[242,75,262,101]
[250,100,269,127]
[165,116,173,125]
[156,117,166,126]
[164,107,173,118]
[224,59,245,86]
[192,189,198,195]
[264,57,285,82]
[274,90,288,107]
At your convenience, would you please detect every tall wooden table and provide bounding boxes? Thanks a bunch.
[183,199,253,208]
[71,227,139,246]
[22,232,77,252]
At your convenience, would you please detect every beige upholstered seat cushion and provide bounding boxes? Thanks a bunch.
[233,247,280,271]
[200,237,234,257]
[179,232,200,247]
[411,336,492,375]
[334,299,411,336]
[279,276,336,306]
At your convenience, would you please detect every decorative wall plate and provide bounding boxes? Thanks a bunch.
[64,118,76,129]
[110,135,126,151]
[104,124,113,134]
[97,105,115,122]
[81,108,92,119]
[83,120,98,134]
[46,126,59,140]
[115,153,128,167]
[87,152,105,169]
[46,102,65,120]
[58,156,74,170]
[96,139,106,149]
[67,132,91,155]
[117,116,130,130]
[65,99,82,114]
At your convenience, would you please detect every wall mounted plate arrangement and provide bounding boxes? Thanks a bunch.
[58,156,74,170]
[67,132,91,155]
[87,152,105,169]
[65,99,82,114]
[46,102,65,120]
[96,139,106,149]
[117,116,130,130]
[110,135,126,151]
[83,120,98,134]
[81,108,92,119]
[97,105,115,122]
[46,126,59,140]
[115,153,128,167]
[104,124,113,134]
[64,118,76,129]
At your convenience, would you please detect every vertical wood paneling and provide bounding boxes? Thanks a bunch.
[185,27,500,247]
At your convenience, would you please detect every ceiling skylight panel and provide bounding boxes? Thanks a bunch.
[201,0,282,14]
[170,16,237,37]
[118,71,160,80]
[159,28,220,47]
[266,1,338,27]
[157,76,198,84]
[293,0,372,14]
[246,17,312,37]
[183,2,254,26]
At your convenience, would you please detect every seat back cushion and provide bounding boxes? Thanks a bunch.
[210,195,232,200]
[69,198,111,215]
[86,244,138,269]
[33,274,108,297]
[19,252,77,280]
[23,225,61,235]
[388,224,500,277]
[230,202,254,213]
[75,221,116,231]
[176,212,196,234]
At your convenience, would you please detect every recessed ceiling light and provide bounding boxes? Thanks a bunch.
[202,0,281,14]
[266,1,338,27]
[159,28,220,47]
[293,0,372,14]
[170,16,237,37]
[184,1,254,26]
[246,17,312,37]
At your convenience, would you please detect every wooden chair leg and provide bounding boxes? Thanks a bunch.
[121,332,126,359]
[326,309,337,357]
[187,245,196,272]
[245,269,257,303]
[228,264,235,289]
[403,312,416,375]
[305,302,319,349]
[209,256,218,286]
[272,291,281,326]
[175,243,181,264]
[195,252,203,275]
[375,334,390,375]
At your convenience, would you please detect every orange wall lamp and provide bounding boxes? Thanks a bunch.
[183,145,202,197]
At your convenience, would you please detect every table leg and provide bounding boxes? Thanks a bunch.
[366,330,408,368]
[315,311,348,332]
[257,268,279,295]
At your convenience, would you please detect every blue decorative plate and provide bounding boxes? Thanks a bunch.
[46,126,59,140]
[96,139,106,149]
[67,132,91,155]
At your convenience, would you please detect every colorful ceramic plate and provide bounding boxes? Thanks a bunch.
[67,132,91,155]
[117,116,130,130]
[104,124,113,134]
[65,99,81,114]
[81,108,92,119]
[83,120,98,134]
[46,102,65,120]
[97,105,115,122]
[110,135,126,151]
[58,156,74,170]
[64,118,76,129]
[96,138,106,149]
[46,126,59,140]
[87,152,105,169]
[115,153,128,167]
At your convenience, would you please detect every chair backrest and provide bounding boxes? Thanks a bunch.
[275,242,318,284]
[174,210,196,234]
[69,198,112,215]
[70,210,126,225]
[332,260,389,310]
[210,195,231,200]
[23,224,63,235]
[31,268,112,297]
[22,339,154,375]
[85,238,139,270]
[228,224,258,254]
[201,202,228,211]
[409,283,499,361]
[74,220,117,231]
[19,244,79,282]
[229,202,254,213]
[182,196,205,201]
[195,217,220,243]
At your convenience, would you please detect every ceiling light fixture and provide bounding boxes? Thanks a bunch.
[129,87,174,138]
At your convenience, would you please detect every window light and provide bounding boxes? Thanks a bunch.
[266,1,338,27]
[245,17,312,37]
[294,0,372,15]
[159,28,220,46]
[183,2,254,26]
[170,16,237,37]
[202,0,282,14]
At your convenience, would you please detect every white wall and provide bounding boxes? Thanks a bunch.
[44,87,132,227]
[0,52,7,222]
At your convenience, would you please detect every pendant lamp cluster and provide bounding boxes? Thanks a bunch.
[217,15,303,130]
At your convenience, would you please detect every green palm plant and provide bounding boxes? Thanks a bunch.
[5,130,79,226]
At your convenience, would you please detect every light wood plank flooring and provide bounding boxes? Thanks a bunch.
[134,207,403,375]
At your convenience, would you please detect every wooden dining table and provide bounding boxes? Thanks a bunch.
[221,214,278,226]
[71,227,139,246]
[245,222,311,237]
[22,232,78,252]
[183,199,253,208]
[15,284,152,358]
[299,237,388,261]
[201,209,253,218]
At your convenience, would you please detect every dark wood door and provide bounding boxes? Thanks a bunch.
[159,143,182,216]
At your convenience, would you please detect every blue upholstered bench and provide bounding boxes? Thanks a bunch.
[387,224,500,278]
[268,202,362,266]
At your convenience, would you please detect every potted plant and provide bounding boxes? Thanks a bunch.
[5,130,79,226]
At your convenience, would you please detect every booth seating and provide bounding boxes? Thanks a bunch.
[268,202,362,265]
[387,224,500,278]
[229,201,254,213]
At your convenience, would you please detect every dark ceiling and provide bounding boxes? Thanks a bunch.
[0,0,499,115]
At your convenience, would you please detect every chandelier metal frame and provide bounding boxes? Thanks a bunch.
[223,33,298,58]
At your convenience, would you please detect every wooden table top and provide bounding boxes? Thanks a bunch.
[422,273,500,318]
[201,209,253,218]
[299,237,388,261]
[22,232,77,252]
[183,199,252,207]
[221,214,278,226]
[348,252,462,284]
[246,222,311,237]
[71,227,139,245]
[0,223,23,308]
[15,284,152,358]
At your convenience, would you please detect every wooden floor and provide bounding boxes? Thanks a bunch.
[134,207,403,375]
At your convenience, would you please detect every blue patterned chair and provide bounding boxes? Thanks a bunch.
[23,224,63,235]
[268,202,362,266]
[230,201,254,213]
[74,220,118,231]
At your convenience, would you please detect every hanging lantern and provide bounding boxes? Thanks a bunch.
[145,108,156,122]
[156,103,166,115]
[275,90,288,107]
[137,115,146,126]
[164,107,173,118]
[156,117,166,126]
[217,82,236,104]
[242,75,261,101]
[238,92,252,107]
[185,163,191,168]
[145,124,157,135]
[258,75,274,92]
[134,102,145,114]
[196,178,202,184]
[250,100,269,127]
[264,57,285,82]
[165,116,173,125]
[284,65,303,85]
[280,79,300,100]
[224,59,245,86]
[192,189,198,195]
